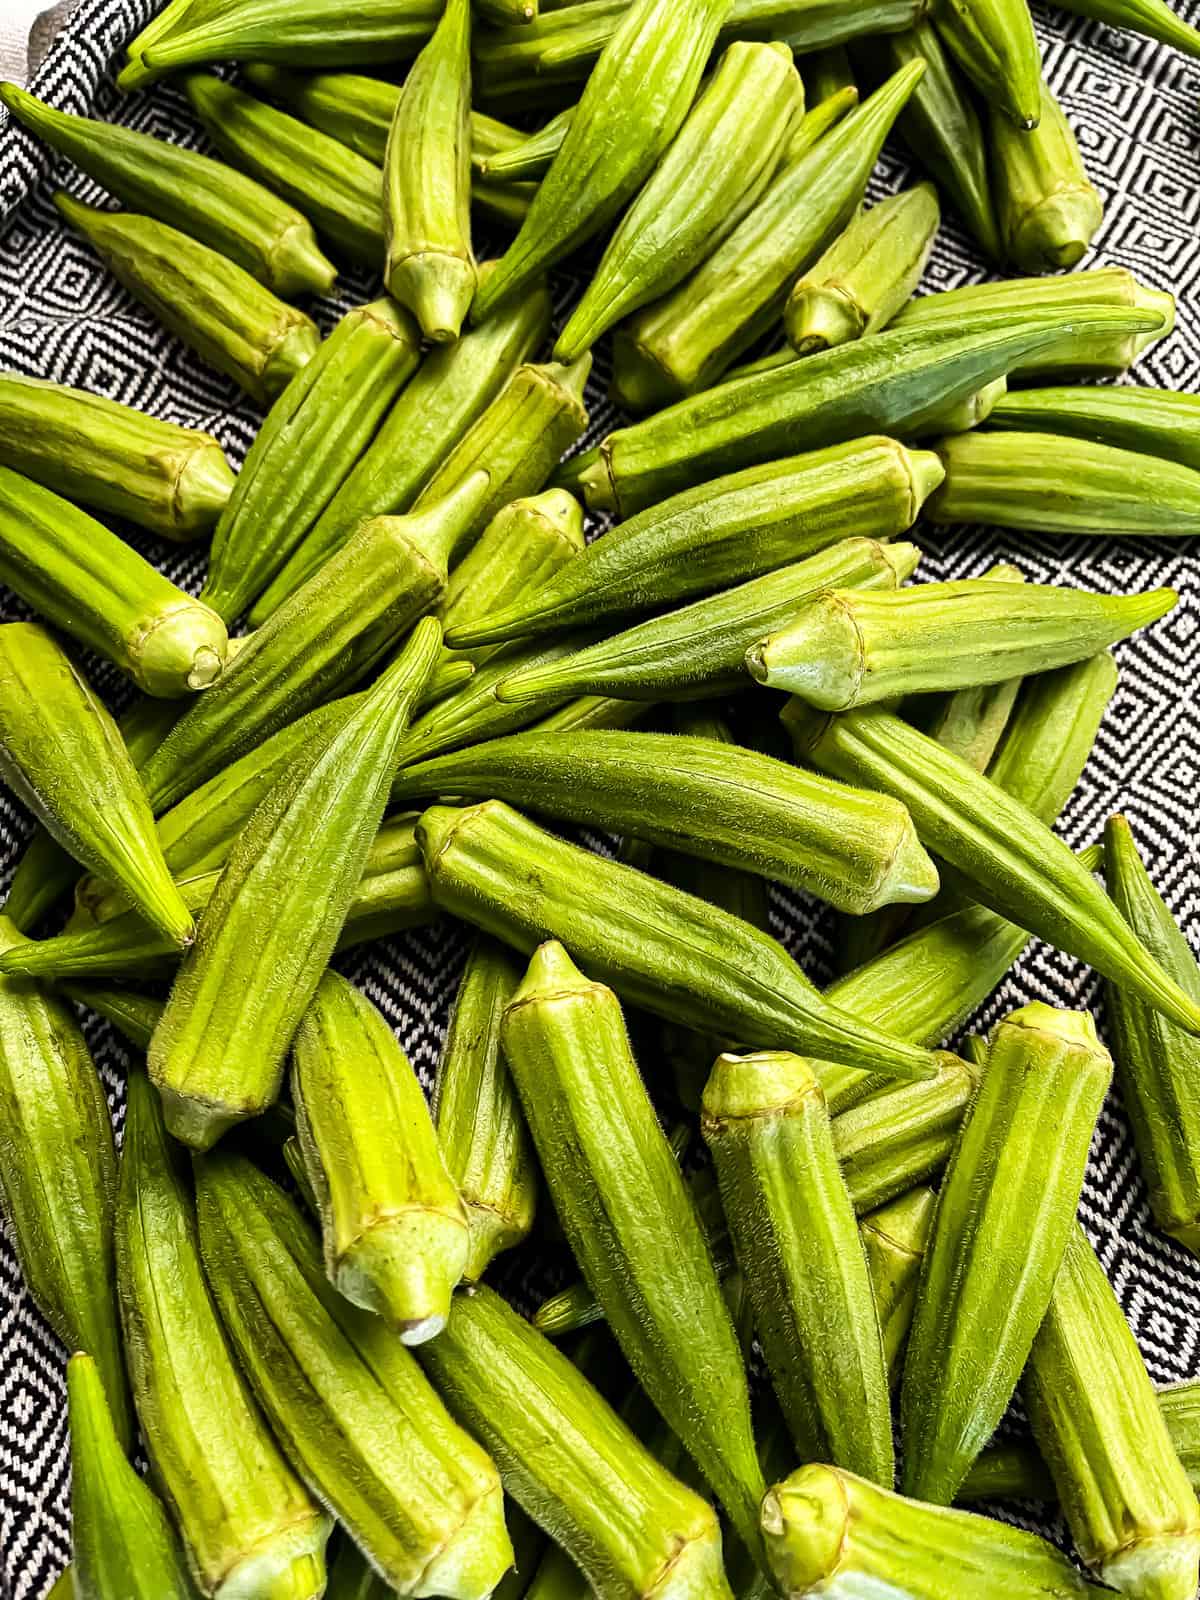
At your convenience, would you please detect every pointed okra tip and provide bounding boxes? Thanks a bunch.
[761,1465,851,1596]
[700,1050,822,1129]
[507,939,594,1011]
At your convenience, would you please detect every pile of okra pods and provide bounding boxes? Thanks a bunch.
[0,0,1199,1591]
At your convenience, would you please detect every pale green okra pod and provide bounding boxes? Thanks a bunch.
[991,80,1103,273]
[860,1186,937,1386]
[989,385,1200,472]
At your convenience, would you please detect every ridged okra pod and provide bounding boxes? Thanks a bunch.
[930,430,1200,538]
[242,64,400,161]
[420,800,941,1082]
[0,371,234,540]
[784,182,939,355]
[992,82,1103,272]
[0,83,335,298]
[292,970,468,1341]
[900,1003,1112,1503]
[611,60,924,410]
[1024,1222,1200,1599]
[475,105,573,181]
[554,40,801,362]
[956,1443,1058,1503]
[832,1053,980,1212]
[457,438,940,648]
[393,729,939,914]
[752,578,1174,707]
[762,1463,1103,1597]
[195,1153,511,1598]
[473,0,661,103]
[984,650,1118,824]
[420,1284,733,1598]
[56,194,319,404]
[990,385,1200,471]
[117,1070,329,1598]
[790,703,1200,1034]
[0,467,228,697]
[434,936,536,1281]
[581,304,1159,515]
[255,273,549,618]
[149,621,441,1148]
[384,0,475,340]
[203,299,420,622]
[930,0,1040,127]
[861,1186,937,1386]
[701,1050,893,1482]
[780,82,858,160]
[0,625,192,946]
[1104,815,1200,1254]
[1047,0,1200,57]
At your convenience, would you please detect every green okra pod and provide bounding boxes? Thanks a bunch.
[149,619,442,1149]
[472,0,653,103]
[780,81,859,161]
[472,0,731,318]
[529,693,652,736]
[611,59,925,410]
[701,1049,894,1482]
[116,0,200,86]
[419,800,942,1082]
[0,467,228,697]
[384,0,476,341]
[419,1283,734,1598]
[475,105,573,179]
[991,81,1104,272]
[62,984,163,1050]
[804,43,855,97]
[116,1070,330,1599]
[1104,815,1200,1255]
[900,1003,1113,1504]
[929,429,1200,538]
[930,0,1040,127]
[989,385,1200,472]
[434,936,536,1282]
[323,1536,392,1600]
[292,970,468,1341]
[203,298,421,623]
[56,194,319,405]
[392,729,940,915]
[750,578,1175,708]
[195,1153,511,1599]
[0,625,192,946]
[1024,1222,1200,1599]
[783,181,940,355]
[554,39,802,362]
[459,437,940,648]
[1048,0,1200,56]
[860,1186,937,1386]
[0,82,335,298]
[242,64,400,162]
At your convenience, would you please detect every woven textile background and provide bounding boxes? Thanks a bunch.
[0,0,1199,1594]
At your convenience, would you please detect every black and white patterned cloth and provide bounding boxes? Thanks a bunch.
[1,1,1199,1594]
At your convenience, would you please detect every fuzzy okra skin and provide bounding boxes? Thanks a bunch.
[860,1186,937,1386]
[992,81,1103,272]
[1024,1222,1200,1600]
[419,800,941,1084]
[292,970,469,1342]
[202,299,421,624]
[702,1050,894,1483]
[989,385,1200,472]
[930,0,1041,128]
[419,1284,734,1600]
[0,83,335,298]
[900,1003,1113,1505]
[195,1154,511,1599]
[393,730,940,915]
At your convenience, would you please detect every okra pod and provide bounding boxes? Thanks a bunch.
[324,1537,392,1600]
[930,0,1040,127]
[471,0,730,319]
[784,181,940,355]
[116,1069,330,1598]
[472,0,662,103]
[984,650,1118,824]
[860,1185,937,1386]
[62,985,163,1050]
[420,1283,734,1598]
[0,83,335,298]
[530,693,652,737]
[55,195,319,405]
[751,578,1174,708]
[702,1049,893,1482]
[0,467,228,697]
[384,0,476,340]
[900,1003,1113,1503]
[195,1153,511,1599]
[990,385,1200,472]
[992,81,1103,271]
[780,82,859,162]
[1050,0,1200,57]
[476,105,573,179]
[203,298,421,623]
[241,63,400,161]
[434,936,536,1281]
[957,1443,1057,1503]
[1024,1222,1200,1598]
[117,0,201,88]
[554,40,802,362]
[804,42,855,97]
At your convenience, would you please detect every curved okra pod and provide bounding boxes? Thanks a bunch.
[1024,1222,1200,1599]
[0,83,334,298]
[203,299,421,623]
[900,1004,1112,1504]
[930,0,1040,127]
[989,385,1200,471]
[292,970,469,1341]
[434,937,536,1281]
[55,195,319,405]
[780,81,859,160]
[384,0,476,341]
[860,1186,937,1386]
[194,1154,511,1599]
[471,0,731,319]
[475,105,573,179]
[1049,0,1200,55]
[701,1050,893,1482]
[554,40,802,362]
[991,81,1103,272]
[0,468,228,697]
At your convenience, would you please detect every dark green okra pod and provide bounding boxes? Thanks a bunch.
[1049,0,1200,53]
[991,81,1103,273]
[929,0,1041,127]
[860,1186,937,1386]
